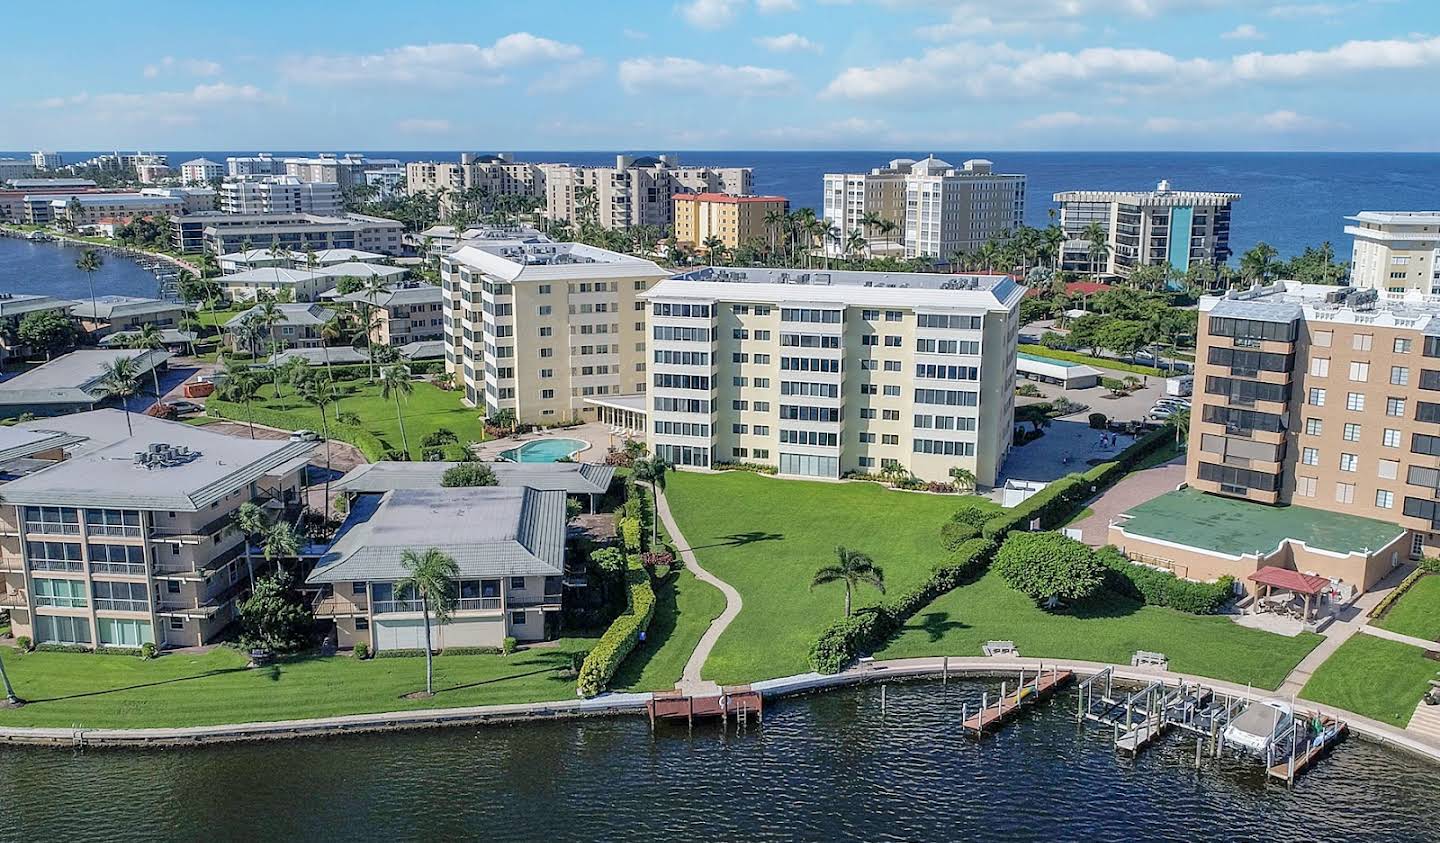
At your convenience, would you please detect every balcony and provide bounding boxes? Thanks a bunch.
[27,559,84,574]
[89,561,147,576]
[93,598,148,613]
[0,589,28,607]
[312,593,366,618]
[86,524,144,539]
[24,522,81,537]
[372,599,425,614]
[457,597,503,612]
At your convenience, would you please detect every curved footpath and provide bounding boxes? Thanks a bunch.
[652,485,742,696]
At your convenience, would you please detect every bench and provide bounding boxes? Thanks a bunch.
[1131,650,1168,669]
[982,640,1017,657]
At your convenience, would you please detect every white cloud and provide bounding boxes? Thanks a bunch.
[282,33,584,86]
[34,83,276,129]
[756,0,800,10]
[395,118,451,134]
[618,57,796,95]
[1231,35,1440,80]
[527,59,605,94]
[754,33,821,52]
[142,56,223,78]
[1015,111,1122,130]
[1141,109,1338,133]
[679,0,743,28]
[1268,3,1343,17]
[1222,23,1264,40]
[622,28,649,40]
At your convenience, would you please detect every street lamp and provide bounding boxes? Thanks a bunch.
[0,647,22,708]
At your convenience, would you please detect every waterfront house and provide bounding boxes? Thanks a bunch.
[0,292,79,364]
[70,295,192,341]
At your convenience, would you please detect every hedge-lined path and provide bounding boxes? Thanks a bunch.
[1277,565,1409,697]
[654,485,742,697]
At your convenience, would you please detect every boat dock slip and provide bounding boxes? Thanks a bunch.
[960,666,1073,734]
[1268,716,1348,783]
[647,686,762,729]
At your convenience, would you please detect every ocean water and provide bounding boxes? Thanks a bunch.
[7,150,1440,259]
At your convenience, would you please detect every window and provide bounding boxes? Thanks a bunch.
[1343,423,1361,442]
[1384,428,1402,448]
[1301,447,1319,466]
[1346,392,1365,412]
[96,618,153,648]
[510,576,525,590]
[1310,358,1329,377]
[1379,459,1399,480]
[1388,398,1407,417]
[1339,453,1358,472]
[167,580,181,594]
[1295,476,1317,498]
[1335,482,1355,504]
[1353,333,1373,351]
[1349,361,1369,382]
[538,305,552,316]
[1392,366,1410,386]
[170,617,185,631]
[1305,418,1323,436]
[33,614,90,645]
[1307,388,1326,406]
[1312,330,1332,348]
[1376,489,1395,509]
[1395,337,1413,354]
[33,578,87,608]
[353,581,367,595]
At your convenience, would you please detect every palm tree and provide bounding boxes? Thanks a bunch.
[948,466,977,493]
[178,313,200,357]
[379,364,414,458]
[633,455,672,544]
[128,323,166,397]
[98,356,141,435]
[358,275,390,380]
[1170,408,1191,448]
[75,249,103,336]
[0,646,20,707]
[876,218,899,258]
[1240,242,1280,283]
[262,520,301,576]
[230,501,267,588]
[266,237,288,294]
[1083,222,1110,280]
[298,374,337,522]
[811,546,886,618]
[845,228,867,262]
[763,207,787,256]
[319,314,345,411]
[395,547,459,695]
[217,363,261,438]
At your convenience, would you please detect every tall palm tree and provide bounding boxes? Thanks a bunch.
[763,207,786,257]
[811,546,886,618]
[877,218,899,257]
[263,520,301,574]
[320,314,345,411]
[1240,242,1280,283]
[75,249,103,336]
[633,455,672,544]
[128,323,166,397]
[98,356,141,435]
[217,363,261,438]
[298,374,337,523]
[1170,408,1191,448]
[845,228,867,262]
[1083,222,1110,280]
[266,237,289,295]
[395,547,459,695]
[230,501,267,588]
[178,313,200,357]
[379,364,414,459]
[358,275,390,380]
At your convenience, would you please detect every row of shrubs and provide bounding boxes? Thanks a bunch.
[712,461,779,475]
[205,399,388,461]
[14,639,157,659]
[577,560,657,696]
[369,640,516,659]
[1095,546,1235,614]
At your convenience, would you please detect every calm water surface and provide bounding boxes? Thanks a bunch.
[1,681,1436,841]
[0,236,161,300]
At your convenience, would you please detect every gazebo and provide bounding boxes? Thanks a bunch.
[1247,566,1331,621]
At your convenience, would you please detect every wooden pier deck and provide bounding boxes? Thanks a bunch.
[961,668,1073,733]
[648,685,763,728]
[1267,717,1347,782]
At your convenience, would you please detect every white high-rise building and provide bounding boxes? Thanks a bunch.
[824,156,1026,259]
[284,153,403,187]
[31,151,62,171]
[1053,181,1240,278]
[180,158,224,186]
[541,155,753,231]
[226,153,285,177]
[643,265,1023,485]
[220,176,343,216]
[1345,211,1440,296]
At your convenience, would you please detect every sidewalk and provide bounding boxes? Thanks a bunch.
[652,485,741,697]
[1358,624,1440,651]
[1275,565,1411,697]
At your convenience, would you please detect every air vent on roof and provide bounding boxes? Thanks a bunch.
[133,443,201,470]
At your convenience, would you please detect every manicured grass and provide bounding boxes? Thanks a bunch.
[1019,344,1166,377]
[1301,634,1439,727]
[1060,506,1094,528]
[878,568,1323,690]
[196,306,251,330]
[664,471,998,684]
[612,566,726,692]
[0,639,598,729]
[1375,574,1440,642]
[212,379,485,454]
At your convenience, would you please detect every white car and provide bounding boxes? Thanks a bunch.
[1148,405,1177,420]
[289,429,320,442]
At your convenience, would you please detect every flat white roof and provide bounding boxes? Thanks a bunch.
[646,266,1024,312]
[447,242,666,283]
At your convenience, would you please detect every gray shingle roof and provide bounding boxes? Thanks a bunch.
[333,460,615,495]
[306,487,566,583]
[70,295,189,321]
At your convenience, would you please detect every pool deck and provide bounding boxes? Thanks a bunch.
[473,422,627,463]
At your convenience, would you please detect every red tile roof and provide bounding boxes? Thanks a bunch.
[1248,566,1331,595]
[1024,280,1115,298]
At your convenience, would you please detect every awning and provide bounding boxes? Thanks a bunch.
[1248,566,1330,595]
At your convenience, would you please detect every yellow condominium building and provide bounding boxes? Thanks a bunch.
[1345,211,1440,296]
[672,193,788,252]
[441,242,671,424]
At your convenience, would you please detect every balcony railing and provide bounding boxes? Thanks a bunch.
[457,597,502,611]
[89,561,147,576]
[93,598,149,612]
[86,524,144,539]
[28,559,84,573]
[0,589,29,607]
[35,596,87,608]
[372,599,425,614]
[24,522,81,536]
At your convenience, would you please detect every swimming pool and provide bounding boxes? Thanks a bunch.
[498,437,588,463]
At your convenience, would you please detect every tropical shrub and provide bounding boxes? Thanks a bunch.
[502,636,517,656]
[940,519,979,550]
[16,635,31,652]
[1095,546,1233,614]
[139,642,157,660]
[1088,413,1108,429]
[353,641,369,660]
[440,462,497,487]
[993,532,1105,606]
[238,570,313,653]
[577,562,656,696]
[591,547,628,576]
[618,516,642,553]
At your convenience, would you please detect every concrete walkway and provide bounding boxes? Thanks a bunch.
[653,486,742,697]
[1275,565,1411,697]
[1359,624,1440,651]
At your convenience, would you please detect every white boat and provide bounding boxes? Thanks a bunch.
[1223,698,1294,755]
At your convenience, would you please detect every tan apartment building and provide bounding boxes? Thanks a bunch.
[643,267,1023,485]
[0,411,310,649]
[672,193,788,253]
[1346,211,1440,295]
[404,153,546,209]
[339,283,446,346]
[541,155,753,231]
[441,242,669,423]
[1108,281,1440,596]
[1054,181,1239,278]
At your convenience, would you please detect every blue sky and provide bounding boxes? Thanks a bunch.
[5,0,1439,151]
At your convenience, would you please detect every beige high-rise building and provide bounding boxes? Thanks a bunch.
[1053,181,1239,278]
[405,153,546,208]
[1346,211,1440,295]
[642,266,1023,485]
[541,155,753,231]
[441,242,670,422]
[672,193,788,253]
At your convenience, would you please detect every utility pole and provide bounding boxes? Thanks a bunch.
[0,647,22,707]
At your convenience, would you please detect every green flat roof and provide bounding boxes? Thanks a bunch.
[1118,487,1405,557]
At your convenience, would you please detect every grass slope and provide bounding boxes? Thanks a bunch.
[664,471,996,684]
[1375,574,1440,643]
[1301,634,1439,727]
[877,568,1322,690]
[0,639,597,729]
[612,566,726,692]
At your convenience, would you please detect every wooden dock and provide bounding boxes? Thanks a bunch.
[961,667,1073,734]
[648,685,763,728]
[1267,716,1346,782]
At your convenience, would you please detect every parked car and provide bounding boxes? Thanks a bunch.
[167,400,204,415]
[1154,398,1190,410]
[1148,405,1177,420]
[289,429,320,442]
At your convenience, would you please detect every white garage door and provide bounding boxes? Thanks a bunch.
[374,617,431,651]
[436,616,504,648]
[373,616,504,651]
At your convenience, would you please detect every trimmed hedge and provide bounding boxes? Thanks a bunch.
[1369,568,1429,620]
[1095,545,1234,614]
[809,537,995,673]
[577,561,657,696]
[206,398,387,461]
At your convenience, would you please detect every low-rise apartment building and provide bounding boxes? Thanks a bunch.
[441,242,669,421]
[1054,181,1240,278]
[672,193,788,253]
[405,153,546,207]
[226,153,285,177]
[339,283,446,346]
[70,295,191,339]
[224,303,332,351]
[542,155,753,231]
[172,212,405,255]
[0,293,78,363]
[140,186,216,215]
[643,266,1023,485]
[0,411,310,649]
[1346,211,1440,295]
[220,176,342,216]
[52,192,185,229]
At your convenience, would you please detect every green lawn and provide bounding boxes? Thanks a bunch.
[1018,344,1166,377]
[664,471,998,684]
[211,379,485,453]
[612,566,726,692]
[1301,634,1439,727]
[0,639,597,729]
[1375,574,1440,642]
[877,568,1323,690]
